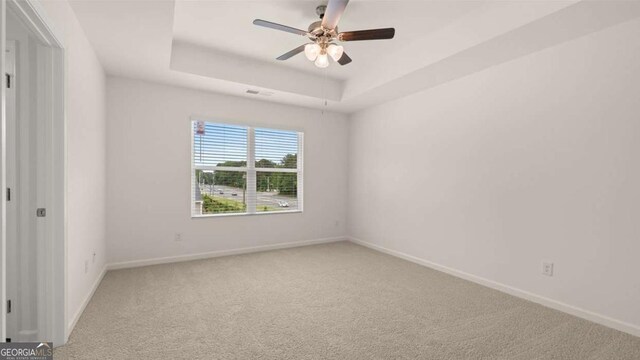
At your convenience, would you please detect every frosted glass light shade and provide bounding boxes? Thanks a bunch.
[304,43,321,61]
[327,44,344,62]
[314,53,329,68]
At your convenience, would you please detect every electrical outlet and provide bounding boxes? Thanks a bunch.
[84,260,89,274]
[542,262,554,277]
[174,233,182,242]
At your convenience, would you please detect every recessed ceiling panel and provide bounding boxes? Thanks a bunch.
[172,1,482,81]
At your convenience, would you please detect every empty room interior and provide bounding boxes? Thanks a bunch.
[1,0,640,358]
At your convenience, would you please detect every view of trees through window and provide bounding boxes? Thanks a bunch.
[192,122,301,216]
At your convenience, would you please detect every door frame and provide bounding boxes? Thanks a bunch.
[1,0,66,345]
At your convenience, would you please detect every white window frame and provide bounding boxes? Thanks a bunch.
[191,120,304,218]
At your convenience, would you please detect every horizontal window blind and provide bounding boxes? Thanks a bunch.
[193,123,247,168]
[192,120,303,217]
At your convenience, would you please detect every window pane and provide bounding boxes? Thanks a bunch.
[193,122,247,167]
[194,169,247,215]
[256,172,298,212]
[191,121,302,217]
[255,128,298,169]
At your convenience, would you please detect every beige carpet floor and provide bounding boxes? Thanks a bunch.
[55,241,640,359]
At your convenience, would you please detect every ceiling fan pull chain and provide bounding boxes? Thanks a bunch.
[322,67,328,114]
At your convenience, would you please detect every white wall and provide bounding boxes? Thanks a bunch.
[106,78,348,264]
[37,0,107,335]
[348,17,640,334]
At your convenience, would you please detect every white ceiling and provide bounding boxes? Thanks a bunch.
[173,1,483,81]
[68,0,640,113]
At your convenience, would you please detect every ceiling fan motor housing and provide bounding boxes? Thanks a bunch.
[310,4,339,42]
[308,20,338,42]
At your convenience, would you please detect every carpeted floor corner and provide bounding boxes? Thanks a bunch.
[54,241,640,359]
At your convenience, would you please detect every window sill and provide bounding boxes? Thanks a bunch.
[191,210,303,219]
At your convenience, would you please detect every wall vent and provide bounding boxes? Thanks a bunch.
[246,89,274,97]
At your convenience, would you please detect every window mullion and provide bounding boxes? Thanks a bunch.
[247,127,256,214]
[297,132,304,212]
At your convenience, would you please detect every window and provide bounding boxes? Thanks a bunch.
[191,120,303,217]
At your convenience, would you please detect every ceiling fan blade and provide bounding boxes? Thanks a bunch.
[339,28,395,41]
[253,19,308,36]
[337,52,352,66]
[322,0,349,30]
[276,44,306,61]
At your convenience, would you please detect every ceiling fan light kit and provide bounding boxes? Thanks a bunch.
[327,44,344,62]
[315,53,330,68]
[253,0,395,68]
[304,43,321,61]
[304,43,343,64]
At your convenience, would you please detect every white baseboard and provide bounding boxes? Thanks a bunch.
[348,236,640,338]
[106,236,347,271]
[67,266,107,339]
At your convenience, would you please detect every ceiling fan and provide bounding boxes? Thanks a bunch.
[253,0,395,68]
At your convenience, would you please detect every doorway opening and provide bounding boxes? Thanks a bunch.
[2,0,66,346]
